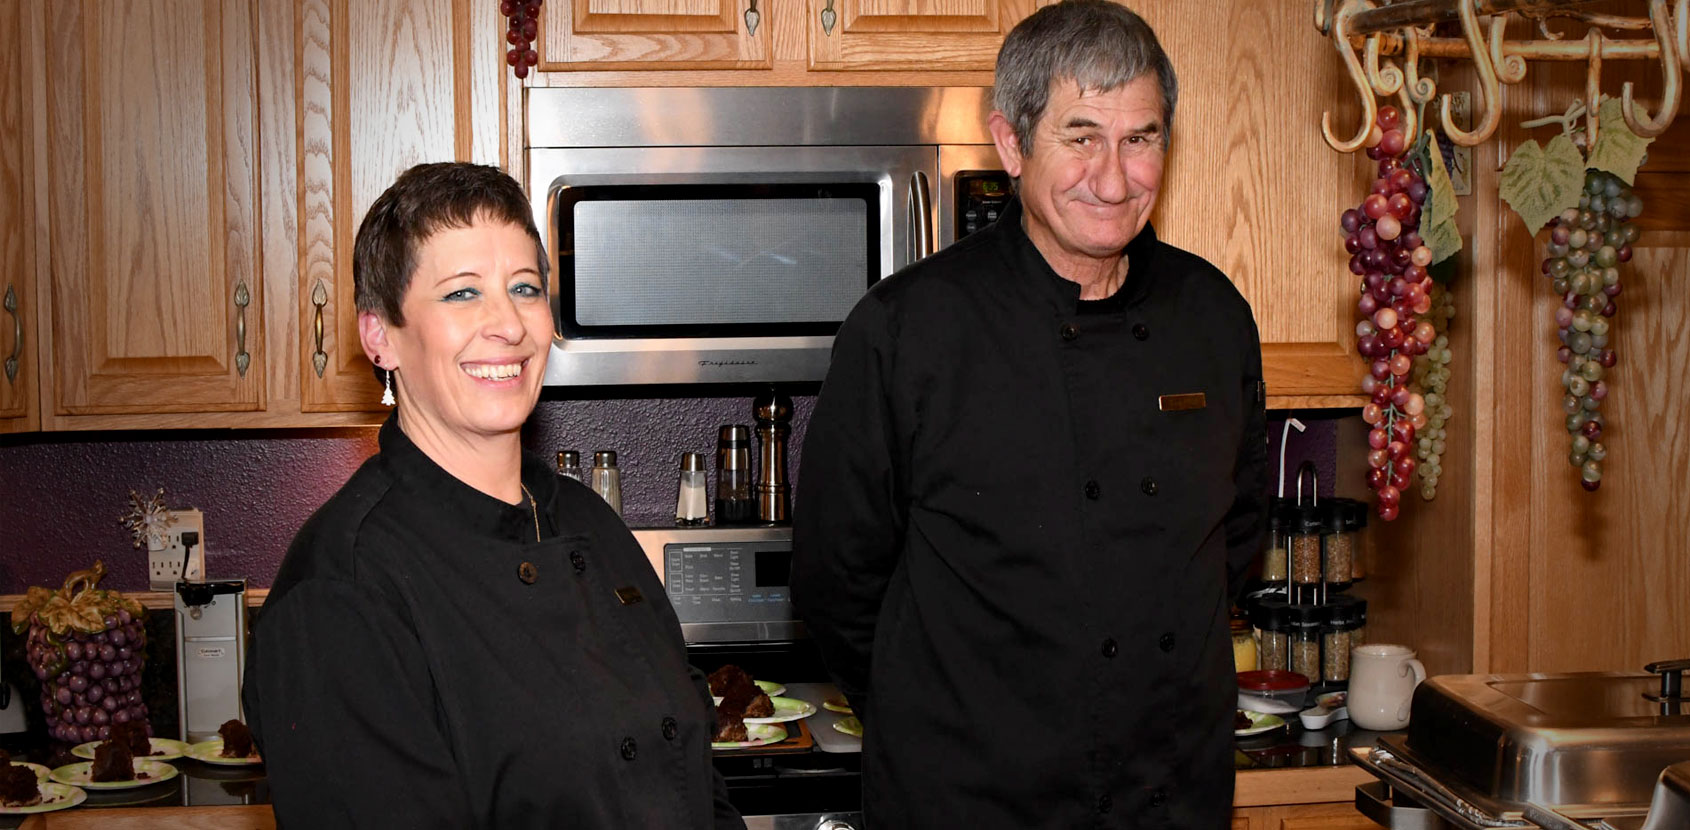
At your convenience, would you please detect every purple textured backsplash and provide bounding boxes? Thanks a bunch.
[0,403,1335,594]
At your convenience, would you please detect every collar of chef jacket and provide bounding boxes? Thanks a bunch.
[991,196,1164,314]
[375,413,559,543]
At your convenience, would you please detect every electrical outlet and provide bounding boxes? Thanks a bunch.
[150,509,206,589]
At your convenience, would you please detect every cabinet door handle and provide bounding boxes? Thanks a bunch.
[234,281,251,378]
[3,284,19,384]
[821,0,836,35]
[744,0,760,36]
[311,280,328,378]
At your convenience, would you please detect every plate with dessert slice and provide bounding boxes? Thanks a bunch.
[72,738,189,762]
[742,696,816,724]
[711,680,787,704]
[821,696,852,715]
[11,763,51,781]
[1234,709,1287,737]
[711,722,787,751]
[50,758,178,790]
[0,780,86,815]
[184,739,262,766]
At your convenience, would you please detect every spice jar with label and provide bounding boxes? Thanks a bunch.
[1288,603,1323,684]
[1261,499,1293,584]
[1345,499,1369,582]
[1290,505,1325,603]
[1321,500,1355,593]
[1321,596,1363,685]
[1251,599,1291,673]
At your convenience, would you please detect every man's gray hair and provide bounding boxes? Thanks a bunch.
[993,0,1177,156]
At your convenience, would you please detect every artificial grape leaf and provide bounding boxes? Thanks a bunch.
[1420,131,1463,264]
[1420,219,1463,270]
[1499,135,1585,233]
[1586,96,1654,185]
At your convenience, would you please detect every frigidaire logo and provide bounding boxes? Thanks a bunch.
[699,360,757,367]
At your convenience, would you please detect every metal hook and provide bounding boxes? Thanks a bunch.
[1676,0,1688,73]
[1440,0,1502,146]
[1404,29,1438,105]
[1621,0,1681,137]
[1366,34,1406,96]
[1322,0,1379,153]
[1587,28,1604,148]
[1295,461,1321,508]
[1490,14,1528,84]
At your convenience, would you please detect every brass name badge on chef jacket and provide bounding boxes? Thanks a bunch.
[1158,392,1207,412]
[614,586,644,605]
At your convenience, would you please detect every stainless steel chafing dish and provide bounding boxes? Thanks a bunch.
[1352,659,1690,830]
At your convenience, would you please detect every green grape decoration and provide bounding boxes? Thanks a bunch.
[1539,170,1639,491]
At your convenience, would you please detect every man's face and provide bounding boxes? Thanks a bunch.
[989,74,1166,271]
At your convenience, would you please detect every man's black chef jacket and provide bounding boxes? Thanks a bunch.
[244,416,743,829]
[791,198,1269,828]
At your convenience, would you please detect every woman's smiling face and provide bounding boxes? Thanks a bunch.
[375,216,552,442]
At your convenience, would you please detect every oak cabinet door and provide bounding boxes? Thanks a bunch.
[805,0,1034,71]
[0,0,35,430]
[42,0,263,415]
[539,0,772,71]
[296,0,502,412]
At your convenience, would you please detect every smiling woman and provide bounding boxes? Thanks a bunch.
[242,162,744,830]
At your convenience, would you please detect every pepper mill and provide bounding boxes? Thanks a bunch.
[753,386,792,524]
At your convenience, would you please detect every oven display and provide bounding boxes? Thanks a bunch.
[664,541,794,623]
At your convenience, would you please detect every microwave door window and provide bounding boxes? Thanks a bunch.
[559,183,880,337]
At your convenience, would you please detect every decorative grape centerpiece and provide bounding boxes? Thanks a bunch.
[501,0,545,79]
[1540,170,1638,491]
[12,562,150,744]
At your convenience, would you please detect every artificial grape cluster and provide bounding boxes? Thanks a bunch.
[1541,169,1639,491]
[502,0,544,79]
[12,562,150,745]
[1409,281,1455,500]
[1343,105,1436,522]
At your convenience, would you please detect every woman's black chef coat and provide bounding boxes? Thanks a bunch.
[791,197,1269,829]
[244,416,742,829]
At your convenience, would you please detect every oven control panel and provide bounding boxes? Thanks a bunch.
[632,527,803,643]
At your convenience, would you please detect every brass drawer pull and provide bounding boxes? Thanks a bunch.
[234,281,251,377]
[311,281,328,378]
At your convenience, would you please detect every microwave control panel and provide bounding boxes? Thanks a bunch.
[954,170,1013,239]
[663,539,794,624]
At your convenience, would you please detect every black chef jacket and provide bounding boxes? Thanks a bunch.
[244,416,742,830]
[791,197,1269,829]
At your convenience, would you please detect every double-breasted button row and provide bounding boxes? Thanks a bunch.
[1083,480,1101,500]
[570,551,587,572]
[1133,323,1150,341]
[1159,632,1176,652]
[661,716,679,741]
[1096,793,1112,813]
[620,737,638,761]
[1059,323,1079,341]
[1140,477,1159,496]
[517,562,539,584]
[1100,638,1118,658]
[1149,787,1167,807]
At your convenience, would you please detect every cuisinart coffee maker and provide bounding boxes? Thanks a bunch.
[174,579,247,742]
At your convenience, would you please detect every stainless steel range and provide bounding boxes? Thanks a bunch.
[633,527,864,829]
[1352,660,1690,830]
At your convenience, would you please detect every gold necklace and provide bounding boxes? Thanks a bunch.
[520,483,541,542]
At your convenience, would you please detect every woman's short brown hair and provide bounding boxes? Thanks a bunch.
[352,162,546,326]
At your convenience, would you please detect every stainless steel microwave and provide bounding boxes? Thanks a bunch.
[526,87,1010,387]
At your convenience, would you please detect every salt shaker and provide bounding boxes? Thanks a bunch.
[590,450,623,517]
[675,452,708,526]
[556,450,583,482]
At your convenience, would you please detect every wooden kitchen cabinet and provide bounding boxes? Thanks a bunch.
[803,0,1037,72]
[293,0,506,413]
[0,0,37,433]
[34,0,265,416]
[538,0,774,71]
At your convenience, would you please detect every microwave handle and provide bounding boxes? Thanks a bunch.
[908,170,934,262]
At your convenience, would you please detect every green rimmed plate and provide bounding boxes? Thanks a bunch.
[0,781,86,814]
[711,722,787,750]
[49,758,178,790]
[743,697,815,725]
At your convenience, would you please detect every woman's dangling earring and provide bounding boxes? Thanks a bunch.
[382,368,396,407]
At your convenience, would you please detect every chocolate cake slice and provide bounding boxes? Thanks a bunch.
[91,740,134,783]
[0,763,40,807]
[719,683,773,719]
[110,721,153,757]
[218,719,254,758]
[706,665,753,697]
[712,709,748,743]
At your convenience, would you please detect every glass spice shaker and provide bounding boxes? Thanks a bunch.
[1252,600,1291,673]
[1321,500,1354,594]
[1322,596,1362,685]
[556,450,583,483]
[1261,499,1292,584]
[590,450,623,517]
[714,425,756,525]
[1290,504,1325,603]
[1346,499,1369,582]
[1288,603,1323,684]
[675,451,708,526]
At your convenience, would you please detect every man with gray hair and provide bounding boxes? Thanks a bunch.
[792,0,1268,825]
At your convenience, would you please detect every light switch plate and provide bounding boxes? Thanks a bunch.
[150,509,206,589]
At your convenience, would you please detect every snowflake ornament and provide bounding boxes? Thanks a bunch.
[122,488,176,550]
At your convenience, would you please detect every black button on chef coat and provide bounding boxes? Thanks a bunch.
[244,416,743,830]
[793,197,1269,829]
